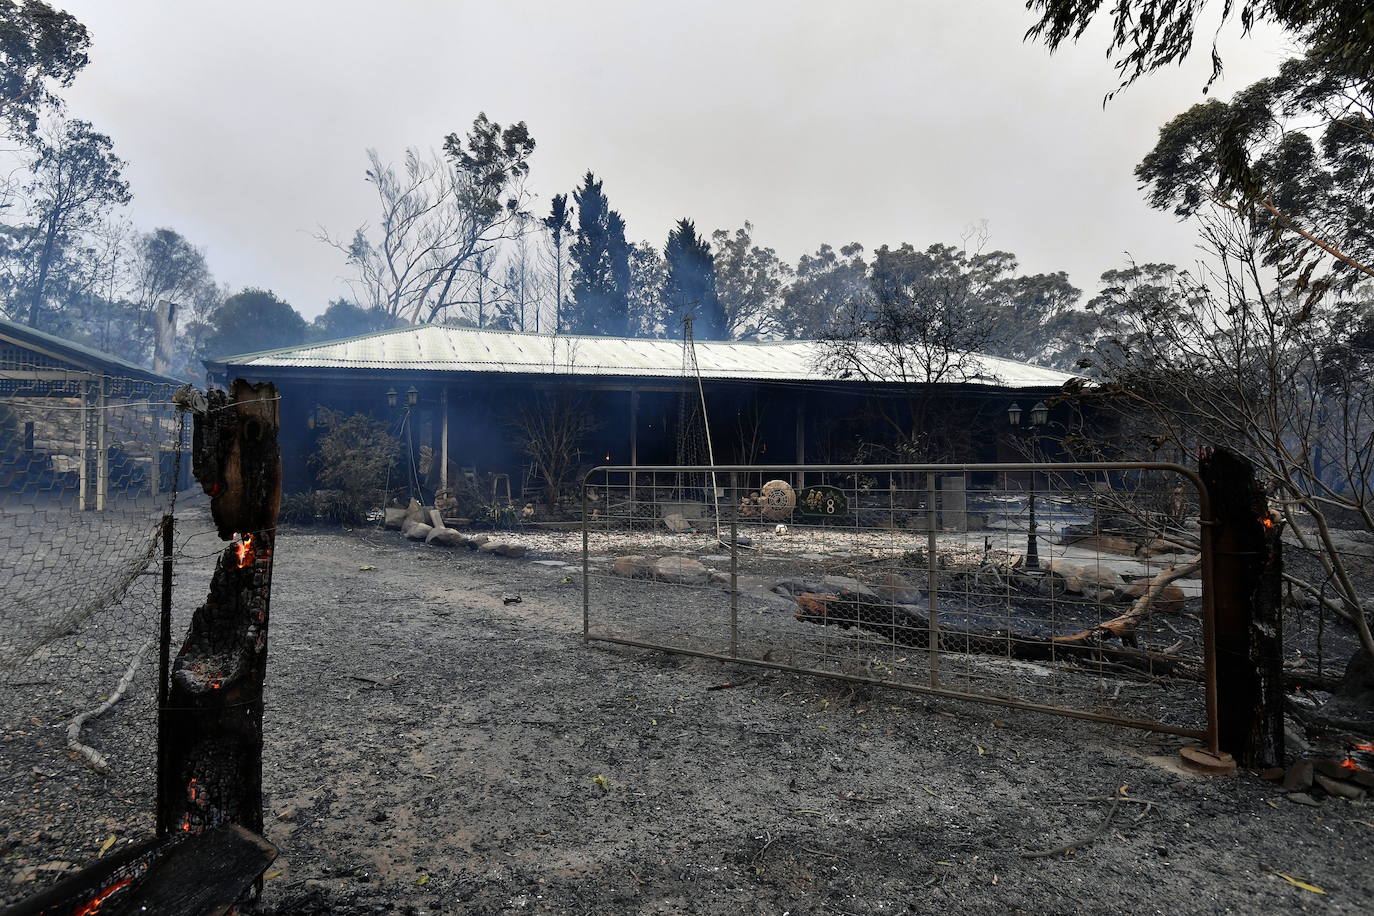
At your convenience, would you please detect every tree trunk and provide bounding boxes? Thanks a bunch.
[159,381,281,838]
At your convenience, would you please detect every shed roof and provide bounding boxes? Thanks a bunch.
[210,324,1073,390]
[0,315,181,386]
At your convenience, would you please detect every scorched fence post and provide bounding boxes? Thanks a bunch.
[1199,448,1284,768]
[160,380,281,839]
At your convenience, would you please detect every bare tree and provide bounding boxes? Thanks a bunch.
[322,114,536,325]
[1074,207,1374,659]
[818,242,997,460]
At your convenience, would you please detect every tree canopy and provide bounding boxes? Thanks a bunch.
[567,171,631,336]
[201,288,307,360]
[663,218,725,340]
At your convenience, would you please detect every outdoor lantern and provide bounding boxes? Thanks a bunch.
[405,385,419,407]
[1030,401,1050,427]
[1007,402,1022,426]
[386,387,398,408]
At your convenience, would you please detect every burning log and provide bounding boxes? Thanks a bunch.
[159,381,280,840]
[4,825,276,916]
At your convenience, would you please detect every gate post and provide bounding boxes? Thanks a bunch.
[1199,449,1284,768]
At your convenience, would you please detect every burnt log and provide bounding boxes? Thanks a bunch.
[793,592,1183,678]
[159,381,280,839]
[3,825,276,916]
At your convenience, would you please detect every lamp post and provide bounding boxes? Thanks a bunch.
[1008,400,1049,570]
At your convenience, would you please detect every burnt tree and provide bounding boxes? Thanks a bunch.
[159,380,281,838]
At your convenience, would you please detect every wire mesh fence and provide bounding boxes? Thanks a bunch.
[582,463,1215,740]
[0,364,186,898]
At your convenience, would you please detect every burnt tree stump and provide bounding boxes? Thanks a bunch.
[1200,447,1284,768]
[159,380,281,838]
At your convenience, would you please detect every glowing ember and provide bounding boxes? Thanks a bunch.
[1261,516,1275,529]
[233,533,255,569]
[73,876,133,915]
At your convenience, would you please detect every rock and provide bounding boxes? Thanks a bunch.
[532,559,566,567]
[425,527,466,547]
[478,540,499,553]
[383,507,407,530]
[401,519,433,541]
[1314,772,1365,800]
[493,543,527,558]
[1286,791,1321,807]
[708,570,731,586]
[662,513,694,533]
[613,556,654,579]
[466,534,489,549]
[1318,647,1374,731]
[1121,582,1186,614]
[1312,758,1353,781]
[1283,717,1311,758]
[771,578,821,597]
[1281,758,1314,792]
[652,556,709,586]
[405,498,426,524]
[1043,559,1123,597]
[821,575,878,601]
[1259,766,1285,781]
[875,572,921,605]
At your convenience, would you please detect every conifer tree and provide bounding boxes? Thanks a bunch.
[567,172,630,335]
[663,218,725,339]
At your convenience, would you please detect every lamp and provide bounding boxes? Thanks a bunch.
[405,385,419,408]
[1007,402,1022,426]
[386,387,398,408]
[1029,401,1049,427]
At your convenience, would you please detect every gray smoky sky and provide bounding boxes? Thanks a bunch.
[58,0,1290,319]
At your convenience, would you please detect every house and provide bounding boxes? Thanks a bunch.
[205,324,1075,499]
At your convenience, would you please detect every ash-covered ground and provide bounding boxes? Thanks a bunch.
[3,507,1372,915]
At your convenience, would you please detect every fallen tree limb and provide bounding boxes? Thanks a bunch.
[67,636,154,773]
[1053,558,1201,647]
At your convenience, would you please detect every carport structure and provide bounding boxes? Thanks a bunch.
[0,316,182,509]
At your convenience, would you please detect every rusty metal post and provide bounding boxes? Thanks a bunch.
[730,471,739,658]
[927,472,940,687]
[582,473,591,638]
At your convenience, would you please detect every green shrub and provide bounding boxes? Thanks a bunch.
[309,410,401,525]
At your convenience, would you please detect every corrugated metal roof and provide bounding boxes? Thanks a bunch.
[213,324,1073,389]
[1,314,182,385]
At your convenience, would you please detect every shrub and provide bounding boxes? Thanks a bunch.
[309,410,401,524]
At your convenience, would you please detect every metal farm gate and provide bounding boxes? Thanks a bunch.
[581,463,1221,750]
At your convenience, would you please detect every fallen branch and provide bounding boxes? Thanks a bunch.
[1053,559,1200,646]
[1021,793,1121,859]
[67,636,154,772]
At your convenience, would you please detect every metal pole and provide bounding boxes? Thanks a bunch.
[156,513,174,835]
[78,380,89,511]
[439,386,449,494]
[1026,473,1039,570]
[927,472,940,687]
[581,474,590,638]
[730,471,739,658]
[96,376,108,512]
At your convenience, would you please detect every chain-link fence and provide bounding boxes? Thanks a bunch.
[0,364,186,901]
[582,463,1216,742]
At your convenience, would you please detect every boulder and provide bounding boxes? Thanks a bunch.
[466,534,490,549]
[820,575,878,601]
[652,556,709,585]
[875,572,922,605]
[1122,582,1186,614]
[613,555,654,579]
[770,578,822,597]
[478,540,500,553]
[426,528,467,548]
[401,520,433,541]
[493,543,527,558]
[405,498,426,524]
[662,513,694,533]
[1044,559,1124,598]
[383,507,407,530]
